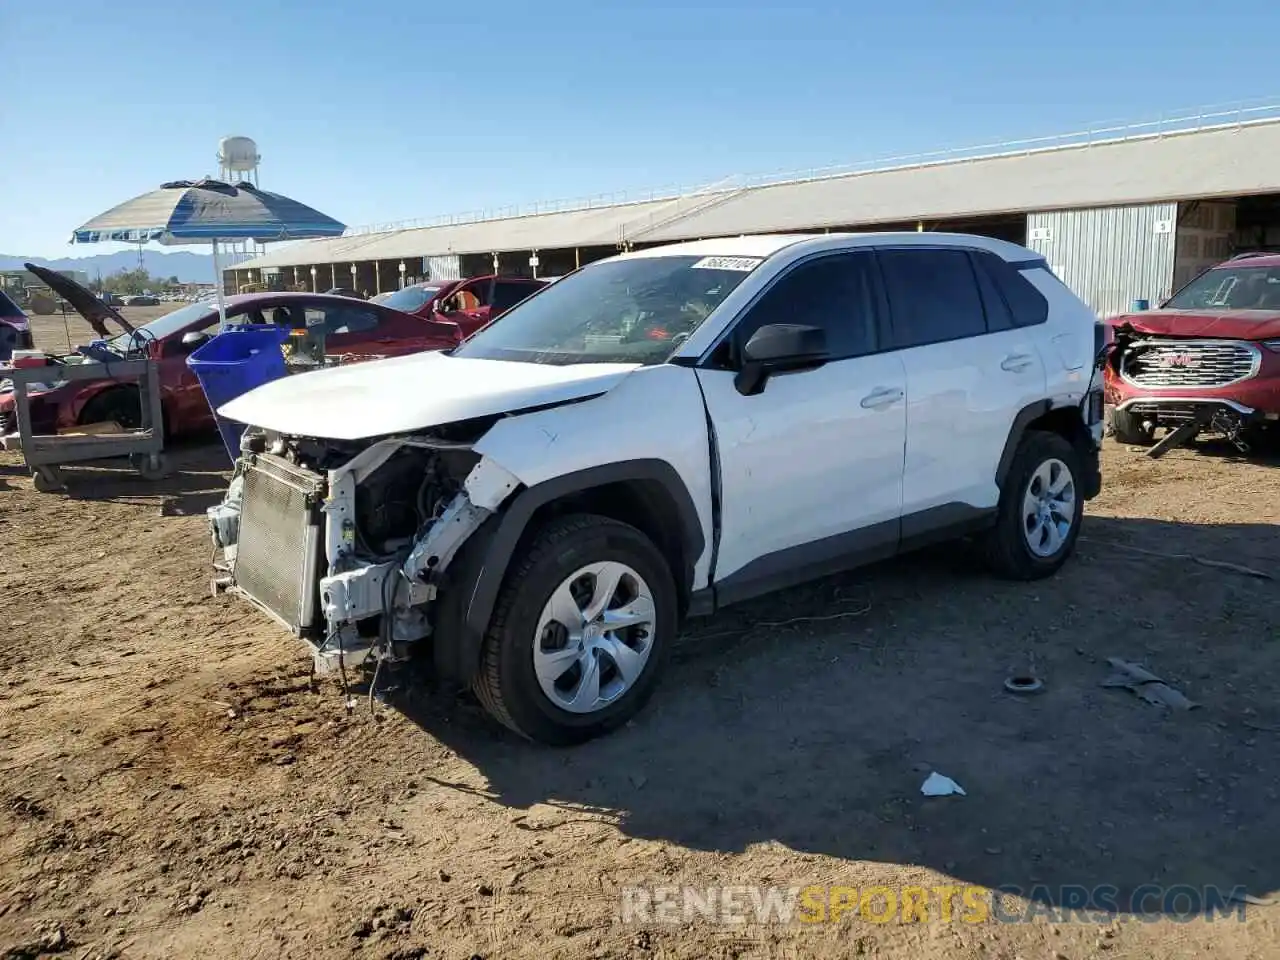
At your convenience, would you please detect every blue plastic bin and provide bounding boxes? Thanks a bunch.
[187,326,291,463]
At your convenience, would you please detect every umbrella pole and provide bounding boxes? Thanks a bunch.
[212,240,229,330]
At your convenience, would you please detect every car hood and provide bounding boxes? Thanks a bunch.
[1109,309,1280,341]
[23,262,135,338]
[218,351,641,440]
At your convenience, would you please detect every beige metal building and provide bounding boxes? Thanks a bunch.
[230,106,1280,317]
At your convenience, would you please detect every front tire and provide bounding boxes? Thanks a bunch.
[983,431,1084,580]
[1111,407,1155,446]
[473,514,677,746]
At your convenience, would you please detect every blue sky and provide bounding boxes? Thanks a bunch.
[5,0,1279,257]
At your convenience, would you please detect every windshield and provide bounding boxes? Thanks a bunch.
[105,301,214,352]
[1165,264,1280,311]
[373,284,442,312]
[451,255,760,366]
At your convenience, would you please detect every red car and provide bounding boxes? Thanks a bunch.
[372,274,547,337]
[1104,252,1280,447]
[0,270,462,439]
[0,289,33,361]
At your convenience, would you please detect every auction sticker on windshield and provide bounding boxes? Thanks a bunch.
[691,256,763,271]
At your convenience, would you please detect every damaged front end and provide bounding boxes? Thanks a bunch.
[1105,322,1274,455]
[208,424,519,676]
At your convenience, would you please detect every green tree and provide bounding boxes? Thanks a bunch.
[100,267,155,296]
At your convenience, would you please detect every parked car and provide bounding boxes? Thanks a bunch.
[324,287,364,300]
[210,232,1104,745]
[0,268,462,439]
[0,289,33,362]
[373,275,547,338]
[1104,252,1280,446]
[124,294,161,306]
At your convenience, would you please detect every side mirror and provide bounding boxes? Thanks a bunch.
[181,330,212,349]
[734,323,829,396]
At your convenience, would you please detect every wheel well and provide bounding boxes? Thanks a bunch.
[77,384,140,424]
[1026,405,1091,455]
[519,479,692,614]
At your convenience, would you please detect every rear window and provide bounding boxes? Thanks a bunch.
[879,248,987,348]
[0,290,22,317]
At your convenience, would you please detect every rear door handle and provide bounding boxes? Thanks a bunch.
[1001,353,1034,372]
[860,387,904,409]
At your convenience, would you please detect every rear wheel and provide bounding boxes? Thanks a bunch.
[983,431,1084,580]
[473,514,676,746]
[78,388,142,431]
[1111,407,1155,446]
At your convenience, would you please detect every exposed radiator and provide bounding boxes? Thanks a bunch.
[233,454,326,635]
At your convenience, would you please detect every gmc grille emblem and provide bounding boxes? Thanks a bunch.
[1157,353,1199,368]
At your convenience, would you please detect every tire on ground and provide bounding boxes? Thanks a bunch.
[473,513,677,746]
[983,429,1085,580]
[79,388,142,430]
[1111,406,1155,446]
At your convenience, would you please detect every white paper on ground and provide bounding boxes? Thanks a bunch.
[920,772,967,797]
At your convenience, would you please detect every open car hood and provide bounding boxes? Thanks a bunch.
[1109,309,1280,341]
[218,351,640,441]
[23,262,135,338]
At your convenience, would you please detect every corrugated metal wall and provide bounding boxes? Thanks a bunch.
[423,255,461,281]
[1025,203,1177,317]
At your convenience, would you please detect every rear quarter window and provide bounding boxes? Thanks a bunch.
[974,251,1049,327]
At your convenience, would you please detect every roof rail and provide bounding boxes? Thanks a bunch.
[1227,251,1276,260]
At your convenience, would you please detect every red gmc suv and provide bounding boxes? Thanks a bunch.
[1104,253,1280,448]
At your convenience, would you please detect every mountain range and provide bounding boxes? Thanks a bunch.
[0,250,215,283]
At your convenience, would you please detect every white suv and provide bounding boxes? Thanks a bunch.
[210,233,1105,745]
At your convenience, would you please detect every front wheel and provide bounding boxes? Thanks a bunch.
[983,431,1085,580]
[1111,407,1155,446]
[473,514,677,745]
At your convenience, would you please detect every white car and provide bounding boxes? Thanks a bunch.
[209,233,1105,744]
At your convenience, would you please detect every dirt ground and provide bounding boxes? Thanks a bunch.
[2,308,1279,958]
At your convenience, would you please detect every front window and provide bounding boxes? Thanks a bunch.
[106,301,216,352]
[1165,265,1280,311]
[373,284,442,313]
[451,255,760,366]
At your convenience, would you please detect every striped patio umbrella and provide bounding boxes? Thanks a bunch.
[72,179,346,326]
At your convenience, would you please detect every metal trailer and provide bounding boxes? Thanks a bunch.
[2,357,169,492]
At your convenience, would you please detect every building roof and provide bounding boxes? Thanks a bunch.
[234,195,698,270]
[234,117,1280,273]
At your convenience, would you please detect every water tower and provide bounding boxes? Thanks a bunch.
[216,136,264,276]
[218,135,261,186]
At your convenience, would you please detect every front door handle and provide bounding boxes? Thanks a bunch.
[860,387,904,409]
[1001,353,1034,373]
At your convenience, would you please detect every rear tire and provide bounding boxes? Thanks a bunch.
[79,388,142,431]
[1111,407,1155,446]
[983,430,1084,580]
[473,514,677,746]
